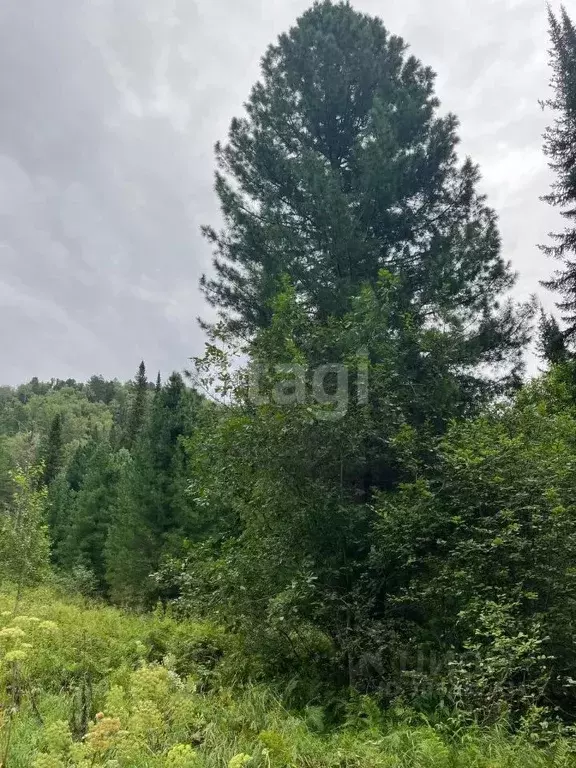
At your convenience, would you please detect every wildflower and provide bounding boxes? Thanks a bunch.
[228,754,252,768]
[165,743,198,767]
[128,699,165,745]
[12,615,40,626]
[85,717,122,754]
[0,626,25,640]
[105,685,129,721]
[38,620,58,632]
[4,649,28,662]
[32,755,66,768]
[130,664,174,705]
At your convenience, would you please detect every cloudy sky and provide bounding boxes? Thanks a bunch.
[0,0,562,384]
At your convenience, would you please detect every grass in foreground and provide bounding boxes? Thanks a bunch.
[0,587,575,767]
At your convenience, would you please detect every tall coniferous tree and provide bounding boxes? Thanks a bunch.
[124,361,148,449]
[66,439,128,592]
[106,373,193,604]
[48,438,97,568]
[46,472,75,568]
[183,0,534,677]
[201,0,529,393]
[541,6,576,339]
[538,309,570,365]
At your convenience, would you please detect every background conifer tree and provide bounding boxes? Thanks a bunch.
[538,310,570,365]
[123,361,148,449]
[541,7,576,339]
[106,373,195,604]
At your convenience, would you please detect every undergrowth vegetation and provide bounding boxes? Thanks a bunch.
[0,587,575,768]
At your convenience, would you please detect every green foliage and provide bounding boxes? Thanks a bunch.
[66,442,131,591]
[181,4,540,712]
[175,275,530,700]
[123,361,149,450]
[538,310,570,365]
[13,386,113,449]
[0,370,202,605]
[367,370,576,718]
[106,374,199,605]
[0,465,50,596]
[41,414,64,488]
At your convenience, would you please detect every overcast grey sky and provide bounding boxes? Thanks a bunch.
[0,0,562,384]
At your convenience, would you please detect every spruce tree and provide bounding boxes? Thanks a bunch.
[66,439,126,592]
[106,373,193,604]
[541,7,576,338]
[46,472,75,567]
[201,0,527,386]
[47,439,96,568]
[538,310,570,365]
[124,361,148,449]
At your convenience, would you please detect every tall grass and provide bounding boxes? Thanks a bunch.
[0,587,574,767]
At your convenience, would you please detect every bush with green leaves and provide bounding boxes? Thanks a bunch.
[367,364,576,719]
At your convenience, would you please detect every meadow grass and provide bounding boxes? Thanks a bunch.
[0,587,574,767]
